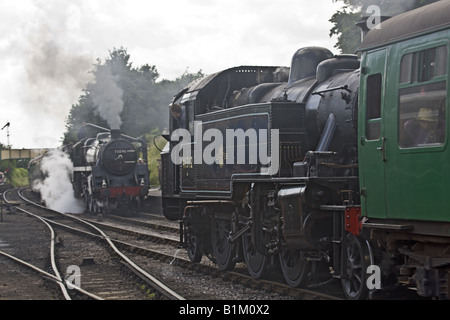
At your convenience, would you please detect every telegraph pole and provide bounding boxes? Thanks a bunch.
[1,122,10,148]
[0,193,3,222]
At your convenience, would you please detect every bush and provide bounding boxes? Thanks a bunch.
[10,167,29,187]
[145,129,167,187]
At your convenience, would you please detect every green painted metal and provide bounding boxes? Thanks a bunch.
[359,29,450,222]
[358,48,388,220]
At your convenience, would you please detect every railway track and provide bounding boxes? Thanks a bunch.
[1,187,428,301]
[59,198,346,299]
[83,210,349,299]
[0,187,184,300]
[1,187,347,300]
[81,214,345,299]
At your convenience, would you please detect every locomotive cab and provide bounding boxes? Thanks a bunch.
[162,65,291,220]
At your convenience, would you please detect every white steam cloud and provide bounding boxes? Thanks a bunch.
[0,0,94,148]
[32,149,84,214]
[89,65,124,130]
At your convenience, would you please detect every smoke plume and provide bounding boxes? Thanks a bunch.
[32,149,84,214]
[89,64,124,130]
[345,0,427,16]
[0,0,94,147]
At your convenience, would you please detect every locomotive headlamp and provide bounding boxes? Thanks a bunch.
[140,178,145,187]
[102,180,107,188]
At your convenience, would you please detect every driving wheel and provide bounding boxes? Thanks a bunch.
[211,215,236,271]
[242,228,267,278]
[341,233,372,300]
[279,247,309,287]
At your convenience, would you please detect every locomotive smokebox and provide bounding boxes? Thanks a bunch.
[110,129,121,140]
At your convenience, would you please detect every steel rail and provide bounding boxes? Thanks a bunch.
[17,188,185,300]
[0,249,103,300]
[2,189,72,300]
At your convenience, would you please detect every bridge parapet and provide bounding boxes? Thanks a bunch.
[0,148,51,161]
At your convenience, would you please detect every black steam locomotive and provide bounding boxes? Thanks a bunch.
[161,2,450,300]
[162,48,361,295]
[68,123,150,214]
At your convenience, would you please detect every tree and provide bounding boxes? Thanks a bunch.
[63,47,203,145]
[330,0,442,53]
[329,6,361,54]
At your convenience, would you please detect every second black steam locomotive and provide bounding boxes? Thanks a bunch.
[68,123,150,214]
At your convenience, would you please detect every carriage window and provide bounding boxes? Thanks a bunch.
[400,53,413,84]
[400,46,447,84]
[422,46,447,81]
[399,82,446,148]
[398,46,447,148]
[365,73,382,140]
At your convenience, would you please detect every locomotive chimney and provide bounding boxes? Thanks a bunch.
[356,18,370,42]
[110,129,121,140]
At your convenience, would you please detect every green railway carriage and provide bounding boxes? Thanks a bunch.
[358,1,450,298]
[359,0,450,224]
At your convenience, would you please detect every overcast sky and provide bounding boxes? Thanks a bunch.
[0,0,345,149]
